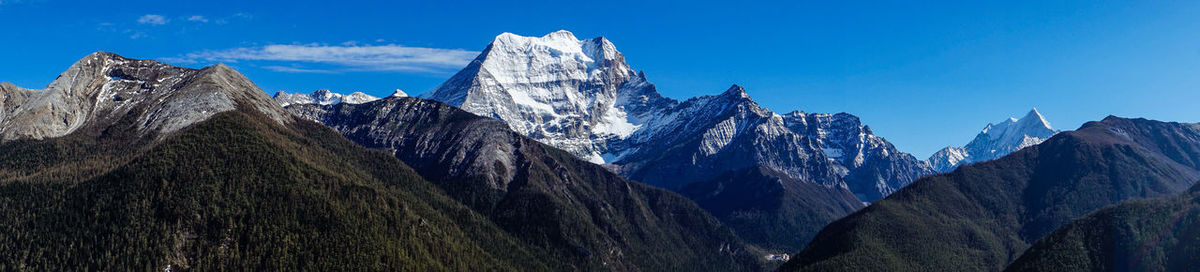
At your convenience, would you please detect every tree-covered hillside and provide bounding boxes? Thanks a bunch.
[0,109,564,271]
[1006,186,1200,272]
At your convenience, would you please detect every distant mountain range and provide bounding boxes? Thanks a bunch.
[782,116,1200,271]
[273,89,407,107]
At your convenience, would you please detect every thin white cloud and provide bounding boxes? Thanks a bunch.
[169,43,479,73]
[137,14,168,25]
[262,66,338,74]
[187,15,208,23]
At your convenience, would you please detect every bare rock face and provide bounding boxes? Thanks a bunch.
[613,86,844,191]
[0,82,35,125]
[781,111,933,202]
[0,52,289,142]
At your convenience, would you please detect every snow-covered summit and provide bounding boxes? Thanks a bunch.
[422,30,673,163]
[928,108,1059,172]
[486,30,633,80]
[273,89,381,107]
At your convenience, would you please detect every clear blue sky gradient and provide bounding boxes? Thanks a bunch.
[2,0,1198,158]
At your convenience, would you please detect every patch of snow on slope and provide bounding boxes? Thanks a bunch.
[592,106,641,138]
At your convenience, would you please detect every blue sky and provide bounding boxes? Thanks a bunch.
[1,0,1198,158]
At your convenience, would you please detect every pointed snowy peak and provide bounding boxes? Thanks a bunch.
[929,108,1061,172]
[390,89,408,97]
[979,108,1056,140]
[1019,107,1053,130]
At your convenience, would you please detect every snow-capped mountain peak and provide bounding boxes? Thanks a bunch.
[484,30,634,84]
[977,108,1056,150]
[390,89,408,97]
[1026,107,1052,126]
[422,30,670,163]
[929,108,1060,172]
[273,89,380,107]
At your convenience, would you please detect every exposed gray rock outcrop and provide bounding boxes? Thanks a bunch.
[0,52,289,142]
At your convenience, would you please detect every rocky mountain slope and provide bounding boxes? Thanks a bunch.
[0,52,289,142]
[782,116,1200,271]
[600,85,867,250]
[0,53,566,270]
[928,108,1059,172]
[286,97,766,271]
[781,111,933,201]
